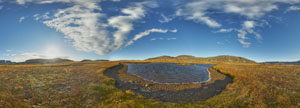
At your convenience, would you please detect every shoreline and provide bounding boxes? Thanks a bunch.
[103,64,233,103]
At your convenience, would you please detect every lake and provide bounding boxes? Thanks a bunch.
[127,63,213,84]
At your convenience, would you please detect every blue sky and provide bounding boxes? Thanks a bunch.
[0,0,300,62]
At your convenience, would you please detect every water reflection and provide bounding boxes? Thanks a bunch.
[127,63,213,84]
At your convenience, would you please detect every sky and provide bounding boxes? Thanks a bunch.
[0,0,300,62]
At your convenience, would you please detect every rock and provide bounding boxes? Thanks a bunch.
[128,80,134,83]
[125,90,135,95]
[132,86,139,90]
[14,86,24,89]
[140,88,150,92]
[144,83,150,88]
[86,99,93,104]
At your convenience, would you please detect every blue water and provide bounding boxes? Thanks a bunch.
[127,63,213,84]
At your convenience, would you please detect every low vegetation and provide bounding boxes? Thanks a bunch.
[211,63,300,107]
[0,56,299,107]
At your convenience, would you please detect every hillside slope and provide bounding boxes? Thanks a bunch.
[146,55,256,63]
[21,58,73,64]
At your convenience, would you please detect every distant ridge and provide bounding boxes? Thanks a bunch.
[146,55,256,63]
[0,60,16,65]
[263,61,300,65]
[21,58,73,64]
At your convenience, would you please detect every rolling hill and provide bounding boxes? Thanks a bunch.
[263,61,300,65]
[21,58,73,64]
[146,55,256,63]
[0,60,16,65]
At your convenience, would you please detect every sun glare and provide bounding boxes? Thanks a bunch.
[44,46,61,59]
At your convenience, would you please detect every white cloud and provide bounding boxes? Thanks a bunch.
[176,1,222,28]
[132,29,168,41]
[170,29,177,33]
[237,20,262,48]
[238,39,251,48]
[222,1,278,19]
[29,1,158,55]
[42,4,111,55]
[12,0,300,52]
[126,28,177,46]
[287,6,300,11]
[150,38,157,41]
[159,14,174,23]
[16,0,30,4]
[243,21,255,29]
[177,9,221,28]
[19,16,25,23]
[177,0,290,21]
[166,37,176,40]
[33,13,50,20]
[3,54,16,57]
[176,0,280,28]
[15,0,101,8]
[176,0,300,47]
[215,28,233,33]
[214,21,262,48]
[150,37,176,41]
[108,1,157,50]
[243,21,262,40]
[0,6,3,10]
[111,0,120,2]
[33,14,40,20]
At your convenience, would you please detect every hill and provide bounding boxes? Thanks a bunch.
[21,58,73,64]
[263,61,300,65]
[146,55,256,63]
[0,60,16,65]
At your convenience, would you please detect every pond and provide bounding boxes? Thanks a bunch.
[127,63,214,84]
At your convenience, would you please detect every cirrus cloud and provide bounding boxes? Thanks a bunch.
[28,0,159,55]
[8,0,300,53]
[126,28,177,46]
[287,6,300,11]
[19,16,25,22]
[108,1,158,51]
[177,0,300,48]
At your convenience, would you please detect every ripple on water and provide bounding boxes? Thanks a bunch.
[127,63,213,84]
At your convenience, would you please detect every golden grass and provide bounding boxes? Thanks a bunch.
[209,63,300,108]
[0,61,299,108]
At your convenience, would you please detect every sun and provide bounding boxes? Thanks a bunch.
[44,46,61,59]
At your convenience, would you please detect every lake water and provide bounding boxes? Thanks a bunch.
[127,63,213,84]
